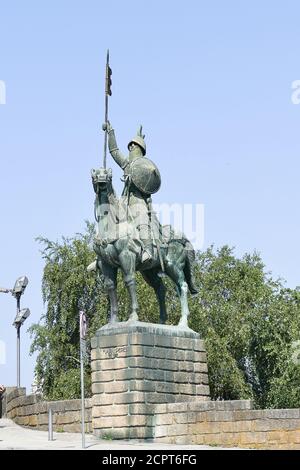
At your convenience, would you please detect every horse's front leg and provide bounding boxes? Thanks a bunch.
[100,260,119,323]
[119,249,139,322]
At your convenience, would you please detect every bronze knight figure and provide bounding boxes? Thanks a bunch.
[90,123,198,328]
[105,121,159,264]
[89,52,198,328]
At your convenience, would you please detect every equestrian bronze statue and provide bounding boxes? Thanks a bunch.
[89,52,198,328]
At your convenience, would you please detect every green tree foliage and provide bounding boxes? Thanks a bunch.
[188,247,300,407]
[29,222,106,399]
[30,225,300,407]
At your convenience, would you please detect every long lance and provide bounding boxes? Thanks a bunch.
[103,50,112,168]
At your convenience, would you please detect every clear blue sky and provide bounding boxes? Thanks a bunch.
[1,0,300,391]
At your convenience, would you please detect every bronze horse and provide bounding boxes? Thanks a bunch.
[91,167,198,328]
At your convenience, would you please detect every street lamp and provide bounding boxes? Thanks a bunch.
[13,307,31,327]
[0,276,29,388]
[0,276,28,296]
[13,308,31,388]
[0,276,30,387]
[11,276,28,306]
[11,277,29,388]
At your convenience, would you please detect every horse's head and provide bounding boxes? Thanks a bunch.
[92,167,117,226]
[91,167,113,194]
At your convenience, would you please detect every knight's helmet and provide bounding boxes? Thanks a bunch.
[128,125,146,156]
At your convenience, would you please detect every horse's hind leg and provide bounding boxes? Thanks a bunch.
[141,268,167,324]
[177,281,189,328]
[100,261,119,323]
[165,261,190,328]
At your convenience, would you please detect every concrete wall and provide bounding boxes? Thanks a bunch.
[1,387,92,433]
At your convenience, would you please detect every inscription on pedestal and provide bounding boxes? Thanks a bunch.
[103,346,128,359]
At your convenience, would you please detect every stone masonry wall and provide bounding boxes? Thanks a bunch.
[1,387,92,433]
[2,389,300,448]
[2,318,300,449]
[153,400,300,450]
[91,322,210,439]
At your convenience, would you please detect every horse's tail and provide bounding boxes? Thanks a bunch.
[183,238,199,295]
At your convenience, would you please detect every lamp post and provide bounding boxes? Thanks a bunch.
[1,276,30,387]
[13,308,30,388]
[11,276,29,388]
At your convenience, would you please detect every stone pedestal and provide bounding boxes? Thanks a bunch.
[91,322,210,439]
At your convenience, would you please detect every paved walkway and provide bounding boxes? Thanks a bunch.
[0,419,228,450]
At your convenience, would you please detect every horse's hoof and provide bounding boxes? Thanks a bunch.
[178,319,188,329]
[110,315,119,323]
[128,313,139,322]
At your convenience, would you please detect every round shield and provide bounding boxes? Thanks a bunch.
[129,157,161,195]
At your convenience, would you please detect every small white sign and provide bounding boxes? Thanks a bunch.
[79,311,87,339]
[291,80,300,104]
[0,81,6,105]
